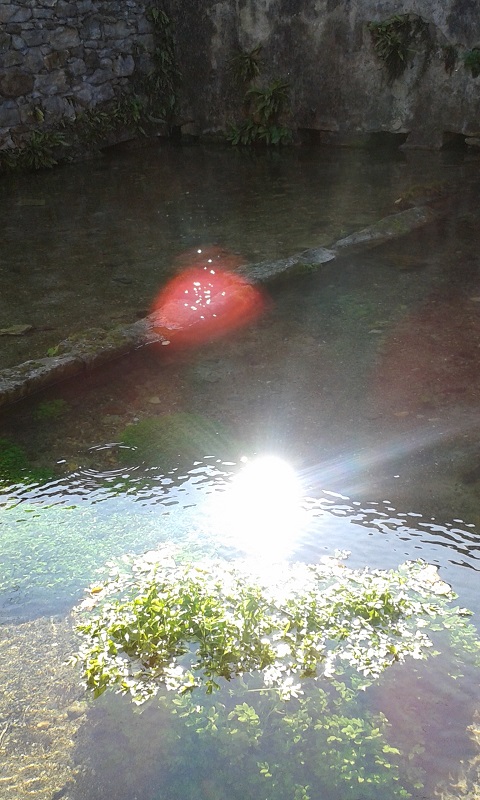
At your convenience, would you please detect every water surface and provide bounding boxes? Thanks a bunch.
[1,142,480,800]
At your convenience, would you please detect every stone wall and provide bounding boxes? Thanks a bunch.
[0,0,154,150]
[1,0,480,153]
[172,0,480,149]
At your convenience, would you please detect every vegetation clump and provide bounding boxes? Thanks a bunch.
[72,547,480,798]
[74,546,478,702]
[229,45,262,84]
[463,47,480,78]
[227,46,292,146]
[0,3,178,172]
[368,14,431,82]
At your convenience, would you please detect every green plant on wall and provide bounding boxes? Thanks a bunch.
[227,80,292,146]
[142,4,178,126]
[0,3,178,172]
[247,80,290,125]
[463,47,480,78]
[227,45,292,146]
[1,130,68,171]
[230,45,262,84]
[368,14,431,83]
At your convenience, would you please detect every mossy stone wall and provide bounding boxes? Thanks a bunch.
[172,0,480,149]
[0,0,154,150]
[2,0,480,153]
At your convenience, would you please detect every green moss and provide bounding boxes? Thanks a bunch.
[119,413,239,471]
[464,47,480,78]
[0,438,53,487]
[34,399,70,420]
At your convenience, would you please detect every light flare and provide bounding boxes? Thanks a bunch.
[150,246,267,349]
[210,455,306,560]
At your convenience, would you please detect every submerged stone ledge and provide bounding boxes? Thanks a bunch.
[0,204,441,410]
[332,205,438,251]
[0,321,163,408]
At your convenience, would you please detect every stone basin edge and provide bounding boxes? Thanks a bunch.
[0,204,440,410]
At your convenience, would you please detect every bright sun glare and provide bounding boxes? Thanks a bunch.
[212,455,305,560]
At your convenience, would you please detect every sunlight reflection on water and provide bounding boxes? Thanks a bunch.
[1,453,478,619]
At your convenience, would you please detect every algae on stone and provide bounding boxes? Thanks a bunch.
[0,437,53,487]
[119,412,239,471]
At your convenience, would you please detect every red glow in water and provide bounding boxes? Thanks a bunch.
[150,247,266,348]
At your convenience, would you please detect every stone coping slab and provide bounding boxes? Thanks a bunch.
[0,204,441,410]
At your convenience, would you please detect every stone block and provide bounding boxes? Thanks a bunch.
[0,355,85,408]
[0,70,34,97]
[90,67,113,85]
[92,82,114,103]
[11,34,27,50]
[73,84,93,104]
[0,6,32,24]
[113,54,135,77]
[55,1,78,16]
[34,70,68,95]
[50,26,80,50]
[0,33,12,53]
[81,18,101,39]
[76,0,95,13]
[44,50,69,70]
[4,50,24,67]
[24,48,45,72]
[41,94,72,117]
[32,8,54,19]
[23,29,49,47]
[84,50,100,70]
[0,101,21,127]
[68,58,87,77]
[103,20,131,39]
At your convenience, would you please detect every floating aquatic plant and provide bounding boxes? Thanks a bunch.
[72,547,480,798]
[73,546,478,703]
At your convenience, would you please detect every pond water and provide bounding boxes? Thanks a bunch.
[0,142,480,800]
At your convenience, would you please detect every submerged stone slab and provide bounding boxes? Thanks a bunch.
[239,246,337,283]
[332,206,437,251]
[0,203,443,410]
[0,354,84,407]
[0,320,165,409]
